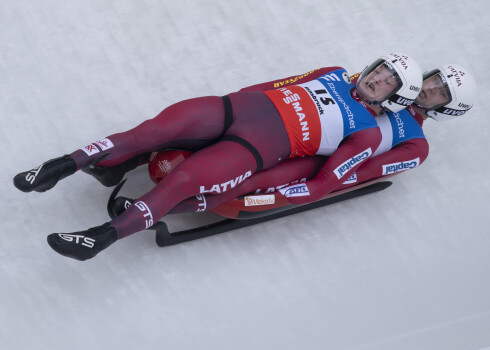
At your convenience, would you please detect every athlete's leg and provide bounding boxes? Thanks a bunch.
[71,96,228,169]
[111,91,292,237]
[46,91,292,259]
[111,140,259,237]
[168,156,327,214]
[47,139,269,260]
[14,96,228,192]
[71,96,228,188]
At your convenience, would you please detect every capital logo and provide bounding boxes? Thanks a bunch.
[58,234,95,248]
[334,148,372,179]
[382,157,420,175]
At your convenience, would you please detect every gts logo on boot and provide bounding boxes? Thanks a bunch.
[25,164,44,184]
[58,234,95,248]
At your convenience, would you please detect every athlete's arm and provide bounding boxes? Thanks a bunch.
[279,127,382,205]
[336,137,429,190]
[233,136,428,209]
[198,134,427,214]
[239,67,342,92]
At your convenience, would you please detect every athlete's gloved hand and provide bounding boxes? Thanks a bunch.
[13,155,76,193]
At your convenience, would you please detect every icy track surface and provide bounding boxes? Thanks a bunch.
[2,1,490,349]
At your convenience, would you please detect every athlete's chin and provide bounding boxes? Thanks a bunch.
[358,88,375,101]
[414,97,428,108]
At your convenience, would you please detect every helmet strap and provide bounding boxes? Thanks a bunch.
[364,99,380,106]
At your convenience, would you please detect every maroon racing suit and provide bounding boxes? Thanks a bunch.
[167,75,429,217]
[70,68,381,239]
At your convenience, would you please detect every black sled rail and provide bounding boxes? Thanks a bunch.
[153,181,392,247]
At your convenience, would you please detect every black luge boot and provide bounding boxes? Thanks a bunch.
[13,155,76,193]
[82,154,146,187]
[47,223,117,261]
[108,196,134,219]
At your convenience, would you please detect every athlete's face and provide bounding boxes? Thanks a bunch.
[358,63,399,101]
[415,74,451,109]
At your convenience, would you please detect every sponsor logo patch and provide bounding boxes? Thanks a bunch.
[342,71,351,84]
[95,138,114,151]
[82,144,100,156]
[244,195,275,207]
[342,172,358,185]
[334,148,372,179]
[382,157,420,175]
[279,183,310,198]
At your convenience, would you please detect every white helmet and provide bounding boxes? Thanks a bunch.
[357,52,423,113]
[416,64,476,121]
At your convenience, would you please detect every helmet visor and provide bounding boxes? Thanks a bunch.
[358,59,403,101]
[415,70,452,110]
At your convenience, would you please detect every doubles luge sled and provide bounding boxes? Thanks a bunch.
[107,178,392,247]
